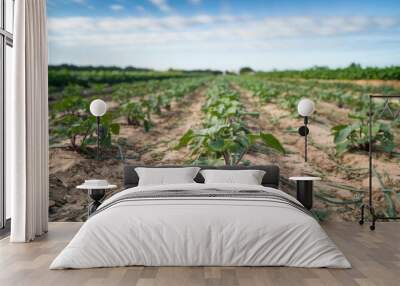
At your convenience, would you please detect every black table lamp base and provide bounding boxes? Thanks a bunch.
[88,189,106,216]
[296,181,313,210]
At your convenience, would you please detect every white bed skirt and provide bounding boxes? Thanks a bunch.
[50,184,351,269]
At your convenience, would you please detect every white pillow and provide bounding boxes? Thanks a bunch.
[135,167,201,186]
[200,169,266,185]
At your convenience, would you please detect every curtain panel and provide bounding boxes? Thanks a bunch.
[7,0,49,242]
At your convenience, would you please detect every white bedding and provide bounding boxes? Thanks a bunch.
[50,183,351,269]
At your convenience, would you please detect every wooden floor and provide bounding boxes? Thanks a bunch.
[0,222,399,286]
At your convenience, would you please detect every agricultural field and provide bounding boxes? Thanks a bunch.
[48,66,400,222]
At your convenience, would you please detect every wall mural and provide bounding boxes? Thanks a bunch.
[47,0,400,222]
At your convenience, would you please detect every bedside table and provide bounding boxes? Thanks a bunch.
[289,177,321,210]
[77,184,117,216]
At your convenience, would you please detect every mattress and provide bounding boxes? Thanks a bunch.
[50,183,351,269]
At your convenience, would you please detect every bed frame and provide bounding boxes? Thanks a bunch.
[123,165,280,189]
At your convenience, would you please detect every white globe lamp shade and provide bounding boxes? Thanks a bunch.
[297,99,315,117]
[90,99,107,117]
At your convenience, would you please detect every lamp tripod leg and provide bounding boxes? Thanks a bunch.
[359,204,364,225]
[370,206,376,231]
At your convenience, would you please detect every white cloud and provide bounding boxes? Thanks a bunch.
[188,0,202,5]
[148,0,171,13]
[70,0,95,9]
[48,15,399,40]
[110,4,124,12]
[48,15,400,69]
[49,17,95,31]
[136,5,145,13]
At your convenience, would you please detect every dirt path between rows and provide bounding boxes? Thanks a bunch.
[49,85,207,221]
[119,85,207,164]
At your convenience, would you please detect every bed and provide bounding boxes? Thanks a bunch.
[50,165,351,269]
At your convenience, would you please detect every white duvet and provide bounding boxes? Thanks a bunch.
[50,183,351,269]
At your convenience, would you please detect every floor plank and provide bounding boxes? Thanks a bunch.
[0,222,399,286]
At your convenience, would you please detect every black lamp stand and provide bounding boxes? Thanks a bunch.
[96,116,100,160]
[359,94,400,230]
[298,116,310,162]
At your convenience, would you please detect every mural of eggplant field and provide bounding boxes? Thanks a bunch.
[46,0,400,221]
[48,65,400,222]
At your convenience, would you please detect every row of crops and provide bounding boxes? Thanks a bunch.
[112,77,209,131]
[49,77,208,153]
[256,64,400,80]
[48,66,216,92]
[176,78,285,165]
[233,76,400,219]
[49,73,399,159]
[233,76,399,156]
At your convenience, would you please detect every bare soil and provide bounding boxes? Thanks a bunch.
[294,78,400,89]
[329,79,400,89]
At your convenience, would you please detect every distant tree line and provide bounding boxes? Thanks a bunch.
[168,68,223,75]
[239,67,255,75]
[48,64,153,72]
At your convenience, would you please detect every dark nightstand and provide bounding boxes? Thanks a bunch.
[77,184,117,216]
[289,177,321,210]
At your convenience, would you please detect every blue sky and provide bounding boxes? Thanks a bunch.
[47,0,400,71]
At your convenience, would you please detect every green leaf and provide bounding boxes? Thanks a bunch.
[247,133,260,144]
[348,113,366,121]
[382,141,395,153]
[109,123,120,135]
[333,124,357,144]
[335,142,349,155]
[175,129,194,149]
[240,111,259,117]
[143,120,152,132]
[331,124,347,133]
[384,192,396,218]
[370,123,380,138]
[237,135,250,149]
[208,138,225,151]
[259,132,286,154]
[379,123,391,132]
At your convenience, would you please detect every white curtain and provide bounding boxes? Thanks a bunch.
[7,0,49,242]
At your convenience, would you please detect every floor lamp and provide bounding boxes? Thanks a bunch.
[90,99,107,160]
[297,99,315,162]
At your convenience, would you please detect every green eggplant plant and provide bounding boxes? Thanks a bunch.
[50,84,120,152]
[112,77,207,132]
[176,79,285,165]
[85,113,120,149]
[120,101,153,131]
[331,112,395,155]
[176,124,285,165]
